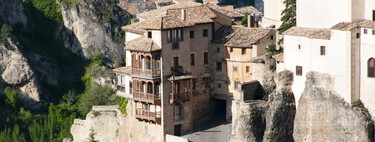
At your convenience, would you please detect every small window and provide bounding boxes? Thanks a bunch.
[178,29,183,41]
[233,66,238,72]
[174,104,183,120]
[173,57,179,69]
[217,47,220,53]
[234,82,240,90]
[230,47,233,52]
[242,48,246,55]
[203,29,208,37]
[190,30,194,39]
[216,62,222,71]
[373,10,375,21]
[296,66,302,76]
[204,78,209,88]
[356,33,360,39]
[190,54,195,66]
[192,79,196,90]
[246,66,249,73]
[204,52,209,64]
[372,30,375,35]
[298,45,301,50]
[368,58,375,77]
[320,46,326,55]
[148,31,152,38]
[271,35,274,40]
[364,29,368,34]
[218,83,221,88]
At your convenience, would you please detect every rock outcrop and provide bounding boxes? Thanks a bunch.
[0,38,40,102]
[0,0,27,26]
[58,0,131,62]
[263,71,295,142]
[293,71,374,142]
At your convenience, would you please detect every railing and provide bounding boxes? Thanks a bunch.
[135,109,161,124]
[170,91,191,104]
[171,66,183,75]
[131,68,161,77]
[133,91,161,104]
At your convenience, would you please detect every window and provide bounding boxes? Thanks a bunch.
[216,62,222,71]
[234,82,240,90]
[192,79,196,90]
[190,30,194,39]
[168,29,183,42]
[203,29,208,37]
[373,30,375,35]
[218,83,221,88]
[320,46,326,55]
[129,81,133,94]
[246,66,249,73]
[230,47,233,52]
[368,58,375,77]
[204,52,209,64]
[298,45,301,50]
[364,29,368,34]
[204,78,209,88]
[174,104,183,120]
[296,66,302,76]
[217,47,220,53]
[190,54,195,66]
[173,57,179,69]
[373,10,375,21]
[233,66,238,72]
[356,33,360,39]
[242,48,246,55]
[148,31,152,38]
[271,35,274,40]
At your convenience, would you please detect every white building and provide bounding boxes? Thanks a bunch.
[261,0,285,28]
[283,0,375,119]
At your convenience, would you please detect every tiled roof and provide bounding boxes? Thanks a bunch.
[206,4,243,18]
[331,19,375,31]
[125,36,161,52]
[118,3,140,15]
[283,27,331,40]
[121,20,148,34]
[136,1,202,19]
[213,25,274,47]
[234,6,261,15]
[203,0,218,3]
[113,66,132,75]
[273,53,284,62]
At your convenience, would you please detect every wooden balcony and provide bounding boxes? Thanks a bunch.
[135,109,161,124]
[133,91,161,105]
[131,68,161,78]
[170,91,191,104]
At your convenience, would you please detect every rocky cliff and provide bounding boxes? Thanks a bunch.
[58,0,131,62]
[0,0,27,26]
[0,38,40,103]
[293,71,374,142]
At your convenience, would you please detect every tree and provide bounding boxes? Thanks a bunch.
[278,0,296,34]
[78,84,118,115]
[241,12,249,27]
[4,87,21,109]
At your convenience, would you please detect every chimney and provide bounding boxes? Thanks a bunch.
[247,14,258,28]
[181,9,186,21]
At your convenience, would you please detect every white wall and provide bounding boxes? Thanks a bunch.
[126,31,142,42]
[262,0,285,28]
[359,27,375,120]
[365,0,375,20]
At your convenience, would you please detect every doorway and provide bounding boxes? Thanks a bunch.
[174,124,182,136]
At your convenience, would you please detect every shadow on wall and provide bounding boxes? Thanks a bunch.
[241,80,265,101]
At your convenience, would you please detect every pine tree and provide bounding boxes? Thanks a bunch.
[278,0,296,34]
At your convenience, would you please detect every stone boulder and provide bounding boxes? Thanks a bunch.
[263,71,296,142]
[293,71,374,142]
[58,0,131,62]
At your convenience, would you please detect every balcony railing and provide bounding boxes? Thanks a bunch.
[131,68,161,78]
[170,91,191,104]
[135,109,161,124]
[171,66,183,75]
[133,91,161,105]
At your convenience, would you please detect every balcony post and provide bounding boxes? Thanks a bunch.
[148,104,150,117]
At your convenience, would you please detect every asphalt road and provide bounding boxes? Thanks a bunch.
[182,122,232,142]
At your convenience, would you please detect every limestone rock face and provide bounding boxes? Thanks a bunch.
[58,0,131,62]
[293,71,374,142]
[263,71,295,142]
[0,38,40,102]
[0,0,27,26]
[233,100,267,142]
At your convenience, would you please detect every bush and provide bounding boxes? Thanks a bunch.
[78,84,118,115]
[119,98,128,115]
[4,87,21,109]
[241,12,249,27]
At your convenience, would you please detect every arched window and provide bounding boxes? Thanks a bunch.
[368,58,375,77]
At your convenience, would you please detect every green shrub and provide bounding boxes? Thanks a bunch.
[61,0,77,8]
[78,84,118,115]
[4,87,21,109]
[241,12,249,27]
[119,98,128,115]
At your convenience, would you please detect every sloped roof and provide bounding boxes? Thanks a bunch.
[213,25,274,47]
[125,36,161,52]
[121,20,148,34]
[283,27,331,40]
[136,1,202,19]
[234,6,261,15]
[206,4,243,18]
[118,3,140,15]
[273,53,284,62]
[113,66,132,75]
[331,19,375,31]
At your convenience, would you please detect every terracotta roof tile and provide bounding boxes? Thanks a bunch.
[234,6,261,15]
[136,1,202,19]
[283,27,331,40]
[118,3,140,15]
[125,36,161,52]
[113,66,132,74]
[213,25,274,47]
[121,20,148,34]
[273,53,284,62]
[206,4,243,18]
[331,19,375,31]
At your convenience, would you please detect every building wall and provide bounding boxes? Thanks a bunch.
[211,43,229,99]
[126,32,142,42]
[296,0,352,28]
[359,27,375,120]
[262,0,284,28]
[365,0,375,20]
